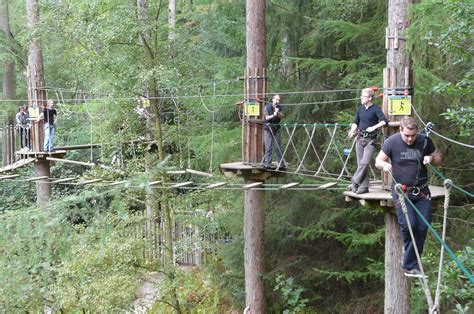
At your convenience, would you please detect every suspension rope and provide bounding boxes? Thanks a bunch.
[428,164,474,198]
[395,183,434,310]
[433,179,453,313]
[389,173,474,284]
[412,106,474,149]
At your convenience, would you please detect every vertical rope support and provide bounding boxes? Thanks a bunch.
[395,183,434,310]
[283,124,303,169]
[209,111,215,173]
[316,124,337,175]
[296,125,316,173]
[432,179,453,313]
[338,137,356,180]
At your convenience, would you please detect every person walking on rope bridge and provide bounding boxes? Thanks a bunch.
[15,106,28,149]
[348,88,388,194]
[375,116,442,278]
[263,94,286,170]
[39,100,58,152]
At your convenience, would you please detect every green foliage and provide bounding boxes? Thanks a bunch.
[151,267,232,313]
[0,192,146,311]
[410,244,474,313]
[440,106,473,138]
[273,274,309,313]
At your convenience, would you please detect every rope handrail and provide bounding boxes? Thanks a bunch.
[395,183,434,310]
[428,164,474,198]
[412,106,474,149]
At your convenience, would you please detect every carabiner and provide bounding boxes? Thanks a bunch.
[412,187,420,196]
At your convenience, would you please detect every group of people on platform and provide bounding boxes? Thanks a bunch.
[263,88,442,279]
[15,99,57,153]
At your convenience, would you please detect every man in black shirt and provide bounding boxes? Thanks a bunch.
[348,88,388,194]
[376,116,442,278]
[39,100,58,152]
[263,94,285,169]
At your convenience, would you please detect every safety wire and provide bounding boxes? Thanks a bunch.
[412,105,474,149]
[428,164,474,198]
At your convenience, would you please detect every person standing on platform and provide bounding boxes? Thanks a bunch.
[15,106,28,149]
[348,88,388,194]
[263,94,285,170]
[39,100,58,152]
[375,116,442,278]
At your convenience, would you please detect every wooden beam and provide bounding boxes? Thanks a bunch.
[166,170,186,175]
[186,168,213,177]
[205,182,228,189]
[77,179,102,185]
[55,144,100,150]
[242,182,263,190]
[169,181,193,188]
[149,181,162,186]
[51,177,76,184]
[316,182,338,190]
[0,174,20,180]
[279,182,299,190]
[108,180,128,186]
[26,176,49,182]
[46,157,95,167]
[0,158,35,173]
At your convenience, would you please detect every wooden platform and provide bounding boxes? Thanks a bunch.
[0,158,36,173]
[220,162,286,181]
[15,150,67,159]
[343,182,446,207]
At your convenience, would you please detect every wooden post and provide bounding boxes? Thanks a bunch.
[35,158,51,206]
[385,212,410,313]
[244,0,267,312]
[383,0,413,312]
[27,0,50,206]
[244,180,265,313]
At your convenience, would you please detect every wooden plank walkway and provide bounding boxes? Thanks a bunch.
[0,158,35,173]
[343,182,445,207]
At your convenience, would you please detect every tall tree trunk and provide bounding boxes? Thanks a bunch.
[280,28,293,79]
[0,0,16,100]
[137,0,157,262]
[244,0,267,313]
[26,0,50,207]
[136,1,180,312]
[383,0,413,312]
[168,0,176,42]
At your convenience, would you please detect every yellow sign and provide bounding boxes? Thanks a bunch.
[244,103,260,116]
[29,106,40,119]
[389,96,412,115]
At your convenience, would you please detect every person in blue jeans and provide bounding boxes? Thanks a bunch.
[39,100,58,152]
[376,116,442,278]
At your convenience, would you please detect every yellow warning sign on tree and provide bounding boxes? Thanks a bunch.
[28,106,40,119]
[389,96,412,115]
[245,103,260,116]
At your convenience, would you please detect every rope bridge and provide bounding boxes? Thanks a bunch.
[261,122,358,181]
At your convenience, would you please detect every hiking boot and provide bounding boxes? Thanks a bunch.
[404,268,427,279]
[349,184,358,193]
[355,187,369,194]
